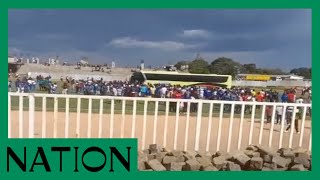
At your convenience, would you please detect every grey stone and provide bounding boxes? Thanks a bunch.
[250,157,264,170]
[138,161,146,171]
[170,162,185,171]
[245,151,261,158]
[258,145,276,156]
[306,151,311,160]
[272,155,290,168]
[282,151,295,163]
[244,150,255,158]
[246,145,259,152]
[290,164,306,171]
[202,165,219,171]
[176,155,186,163]
[147,159,166,171]
[226,161,242,171]
[142,149,150,154]
[197,152,212,158]
[138,153,148,162]
[162,147,170,153]
[149,144,157,153]
[196,157,212,168]
[212,156,227,170]
[138,150,145,155]
[215,151,232,160]
[263,162,277,169]
[292,147,308,155]
[184,151,198,157]
[233,152,251,166]
[263,154,273,163]
[183,153,196,161]
[170,150,183,157]
[252,152,261,157]
[184,159,201,171]
[163,156,177,165]
[147,153,156,161]
[294,153,310,169]
[278,148,292,156]
[155,152,167,162]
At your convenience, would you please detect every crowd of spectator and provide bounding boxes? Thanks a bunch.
[8,76,312,134]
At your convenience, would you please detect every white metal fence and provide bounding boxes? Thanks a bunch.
[8,92,312,152]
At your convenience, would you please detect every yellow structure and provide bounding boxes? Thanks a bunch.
[245,75,271,81]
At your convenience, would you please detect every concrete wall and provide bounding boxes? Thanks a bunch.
[28,72,130,81]
[233,80,312,87]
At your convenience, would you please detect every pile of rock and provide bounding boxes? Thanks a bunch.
[138,144,311,171]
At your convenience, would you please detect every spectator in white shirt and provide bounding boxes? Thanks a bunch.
[276,106,283,124]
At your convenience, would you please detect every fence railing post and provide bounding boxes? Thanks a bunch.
[194,102,203,151]
[141,100,148,150]
[53,97,58,138]
[173,100,180,150]
[227,103,235,152]
[19,95,24,138]
[110,99,114,138]
[87,97,92,138]
[237,104,245,150]
[216,103,224,152]
[279,105,287,149]
[299,106,307,147]
[288,105,297,148]
[184,102,191,151]
[268,105,277,148]
[163,101,169,148]
[206,102,213,152]
[131,100,137,138]
[42,97,47,138]
[65,97,70,138]
[153,101,159,144]
[8,94,11,138]
[76,97,81,138]
[28,94,35,138]
[258,105,266,145]
[98,99,103,138]
[248,104,256,145]
[120,100,126,138]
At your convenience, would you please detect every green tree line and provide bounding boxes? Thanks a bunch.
[175,57,311,79]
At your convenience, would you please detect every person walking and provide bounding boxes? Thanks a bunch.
[276,105,283,124]
[62,81,69,94]
[285,98,301,134]
[265,106,272,123]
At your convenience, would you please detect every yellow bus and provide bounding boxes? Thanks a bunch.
[130,71,232,88]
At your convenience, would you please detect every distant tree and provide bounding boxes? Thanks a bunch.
[254,68,286,75]
[188,59,210,74]
[242,64,257,73]
[290,67,311,79]
[209,57,241,79]
[174,61,190,70]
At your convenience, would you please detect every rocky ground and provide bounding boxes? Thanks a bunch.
[138,144,311,171]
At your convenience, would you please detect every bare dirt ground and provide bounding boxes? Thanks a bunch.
[10,111,311,153]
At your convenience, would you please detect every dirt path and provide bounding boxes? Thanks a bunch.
[10,111,311,153]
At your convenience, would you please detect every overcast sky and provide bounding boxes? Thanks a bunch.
[8,9,311,71]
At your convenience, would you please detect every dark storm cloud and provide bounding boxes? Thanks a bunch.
[8,9,311,70]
